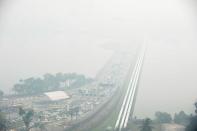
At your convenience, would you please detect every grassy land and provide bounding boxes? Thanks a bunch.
[127,122,161,131]
[92,105,120,131]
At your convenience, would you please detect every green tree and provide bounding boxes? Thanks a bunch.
[139,118,153,131]
[55,72,65,82]
[155,111,172,123]
[19,107,34,131]
[13,73,93,95]
[174,111,190,126]
[13,83,23,94]
[0,111,9,131]
[43,73,59,91]
[185,102,197,131]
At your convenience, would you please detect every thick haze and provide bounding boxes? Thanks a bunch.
[0,0,197,117]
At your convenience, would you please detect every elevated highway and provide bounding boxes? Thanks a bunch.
[65,44,146,131]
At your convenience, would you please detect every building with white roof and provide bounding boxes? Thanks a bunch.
[44,91,70,101]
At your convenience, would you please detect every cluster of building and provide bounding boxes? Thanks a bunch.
[0,52,134,130]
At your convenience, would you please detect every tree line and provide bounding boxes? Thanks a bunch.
[138,102,197,131]
[12,72,93,95]
[154,110,190,125]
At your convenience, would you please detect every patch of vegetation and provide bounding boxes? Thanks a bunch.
[174,111,190,126]
[139,118,153,131]
[185,102,197,131]
[13,72,93,95]
[18,107,47,131]
[155,111,172,123]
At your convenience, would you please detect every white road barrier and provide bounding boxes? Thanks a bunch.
[114,43,146,131]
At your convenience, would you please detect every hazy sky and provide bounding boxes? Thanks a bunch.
[0,0,197,117]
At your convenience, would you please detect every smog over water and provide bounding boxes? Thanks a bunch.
[0,0,197,131]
